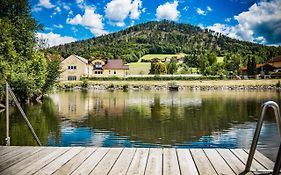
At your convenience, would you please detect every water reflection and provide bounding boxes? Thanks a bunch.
[0,90,280,160]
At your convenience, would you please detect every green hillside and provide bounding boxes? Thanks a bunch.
[46,21,281,64]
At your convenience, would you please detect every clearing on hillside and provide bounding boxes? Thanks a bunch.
[139,53,185,62]
[128,62,151,74]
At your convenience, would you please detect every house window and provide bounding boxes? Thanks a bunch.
[114,70,116,74]
[94,62,102,69]
[68,66,77,70]
[68,76,77,81]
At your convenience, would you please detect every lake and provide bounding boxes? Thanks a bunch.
[0,90,280,160]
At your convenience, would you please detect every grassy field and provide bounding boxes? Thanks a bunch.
[128,62,151,74]
[139,53,185,62]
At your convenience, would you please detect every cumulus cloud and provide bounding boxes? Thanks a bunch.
[37,0,55,9]
[196,8,206,16]
[105,0,143,27]
[156,1,179,21]
[54,24,63,29]
[36,32,77,47]
[207,0,281,45]
[207,6,212,12]
[234,0,281,45]
[67,7,108,36]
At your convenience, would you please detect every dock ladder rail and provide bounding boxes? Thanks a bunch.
[242,101,281,175]
[4,82,41,146]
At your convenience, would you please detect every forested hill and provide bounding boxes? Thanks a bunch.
[46,21,281,63]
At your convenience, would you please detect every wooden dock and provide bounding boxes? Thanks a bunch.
[0,146,276,175]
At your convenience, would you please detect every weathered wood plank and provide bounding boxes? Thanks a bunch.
[33,147,83,175]
[17,147,69,175]
[243,149,274,170]
[145,148,162,175]
[0,147,55,175]
[204,149,235,175]
[126,148,149,175]
[231,149,265,171]
[0,147,42,172]
[90,148,123,175]
[0,147,29,164]
[0,146,20,156]
[177,149,198,175]
[217,149,247,175]
[71,147,109,175]
[163,148,180,175]
[108,148,136,175]
[190,149,217,175]
[53,147,96,175]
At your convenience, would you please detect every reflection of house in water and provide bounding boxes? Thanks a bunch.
[50,92,94,121]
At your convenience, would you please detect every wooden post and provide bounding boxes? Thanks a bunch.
[5,82,10,146]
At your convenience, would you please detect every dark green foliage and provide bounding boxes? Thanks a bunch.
[0,0,60,102]
[149,62,167,74]
[247,55,257,76]
[46,21,281,63]
[166,57,178,74]
[224,53,241,75]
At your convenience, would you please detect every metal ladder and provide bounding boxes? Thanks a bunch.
[4,82,41,146]
[242,101,281,175]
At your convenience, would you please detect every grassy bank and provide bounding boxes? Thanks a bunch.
[59,79,281,89]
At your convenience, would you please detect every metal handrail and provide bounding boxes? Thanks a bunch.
[242,101,281,175]
[5,82,41,146]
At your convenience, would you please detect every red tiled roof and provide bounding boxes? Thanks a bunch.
[103,59,129,70]
[268,56,281,63]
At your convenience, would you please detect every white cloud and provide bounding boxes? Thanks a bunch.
[156,1,179,21]
[183,6,188,12]
[207,23,238,39]
[36,32,77,47]
[196,8,206,16]
[225,18,232,22]
[54,24,63,29]
[37,0,55,9]
[233,0,281,44]
[105,0,142,26]
[67,7,108,36]
[207,6,212,12]
[130,0,142,19]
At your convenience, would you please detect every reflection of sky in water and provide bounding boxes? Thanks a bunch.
[48,122,279,151]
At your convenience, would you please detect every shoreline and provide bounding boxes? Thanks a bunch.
[58,79,281,91]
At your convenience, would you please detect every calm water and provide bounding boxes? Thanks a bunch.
[0,90,280,160]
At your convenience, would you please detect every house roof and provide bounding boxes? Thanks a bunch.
[268,56,281,63]
[63,55,88,64]
[103,59,129,70]
[241,63,276,71]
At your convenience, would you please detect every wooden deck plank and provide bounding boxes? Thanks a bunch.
[231,149,265,171]
[53,147,97,175]
[71,148,109,175]
[243,149,274,170]
[145,148,162,175]
[0,146,20,156]
[0,147,42,172]
[204,149,235,175]
[108,148,136,175]
[0,147,275,175]
[190,149,217,175]
[217,149,247,175]
[17,147,70,175]
[163,148,180,175]
[126,148,149,175]
[90,148,123,175]
[33,147,83,175]
[177,149,199,175]
[0,147,29,164]
[0,147,56,175]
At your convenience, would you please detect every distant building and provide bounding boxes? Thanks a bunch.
[61,55,89,81]
[103,59,129,77]
[60,55,129,81]
[268,56,281,68]
[241,63,276,75]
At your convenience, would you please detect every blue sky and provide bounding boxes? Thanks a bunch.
[31,0,281,47]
